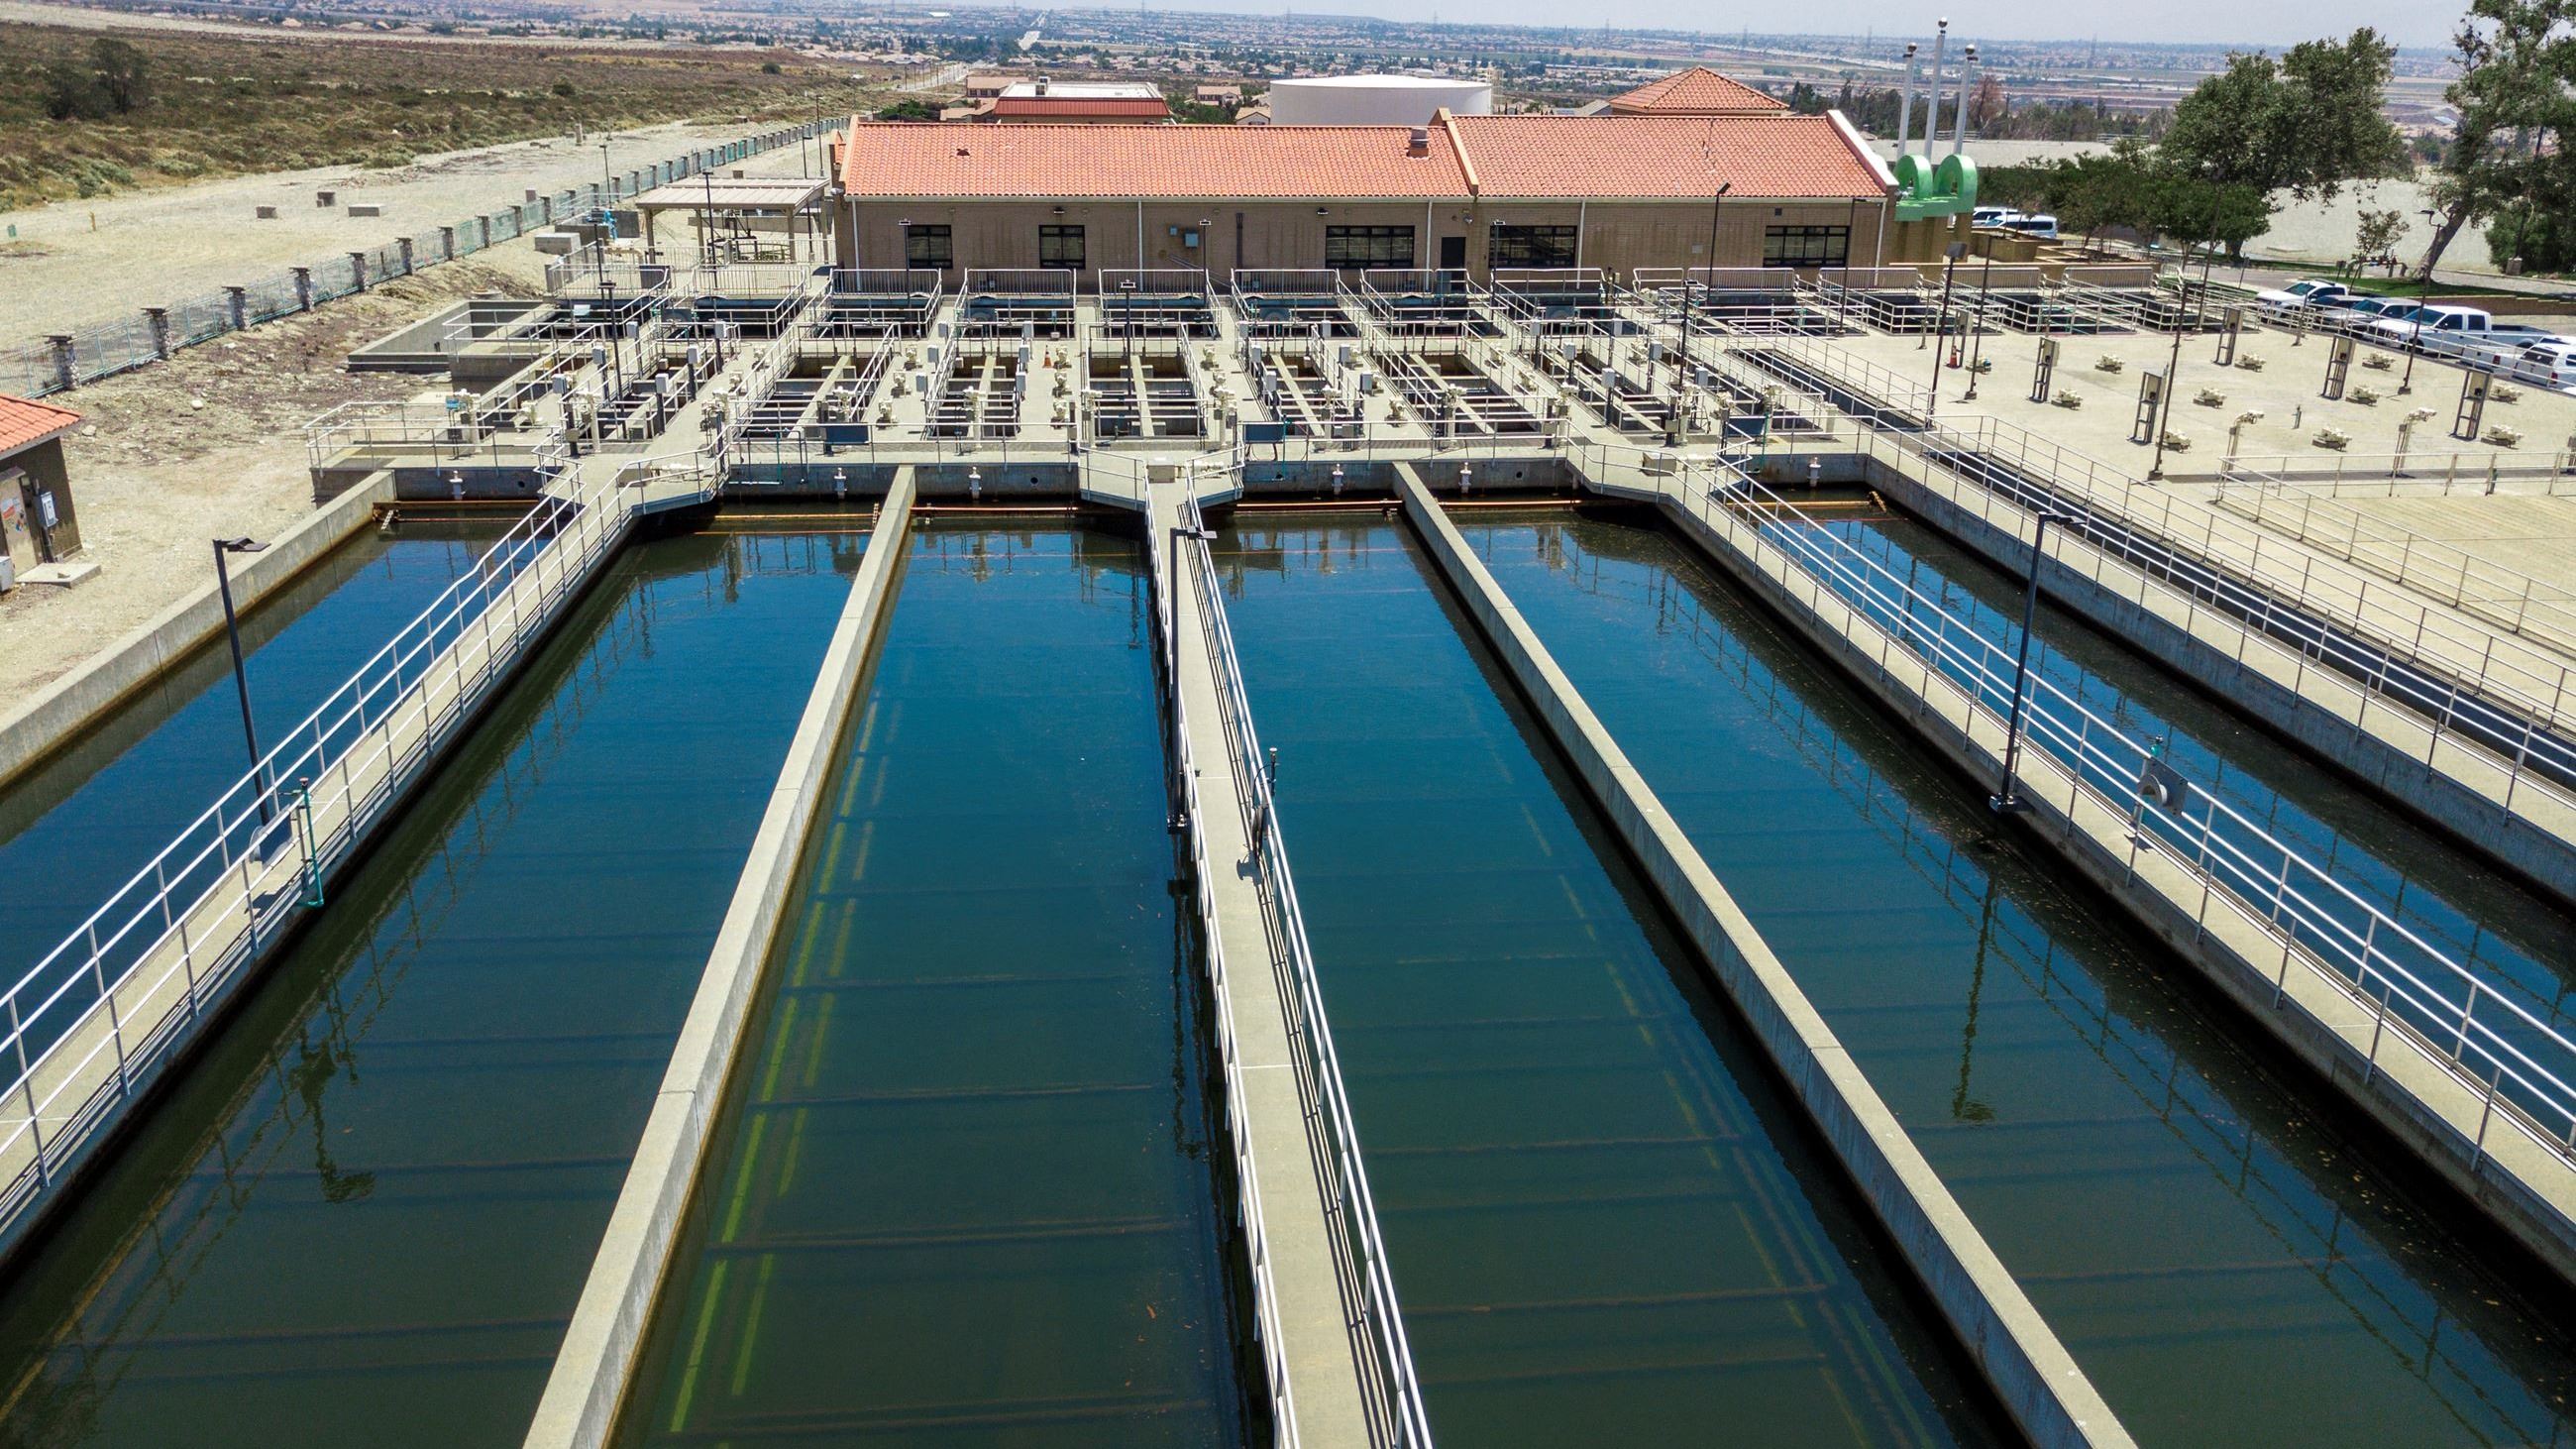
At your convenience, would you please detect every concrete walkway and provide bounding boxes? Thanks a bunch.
[1145,475,1390,1447]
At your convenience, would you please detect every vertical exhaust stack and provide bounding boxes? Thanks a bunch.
[1925,19,1949,160]
[1407,126,1430,159]
[1896,42,1919,156]
[1954,45,1978,157]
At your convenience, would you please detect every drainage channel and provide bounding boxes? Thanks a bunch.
[1451,505,2576,1447]
[614,521,1253,1447]
[1213,512,2015,1446]
[0,519,511,986]
[0,522,869,1449]
[1802,503,2576,1050]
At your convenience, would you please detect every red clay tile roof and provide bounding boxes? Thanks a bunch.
[988,96,1172,120]
[1607,66,1789,115]
[0,393,80,456]
[838,120,1466,198]
[836,112,1884,201]
[1449,114,1884,198]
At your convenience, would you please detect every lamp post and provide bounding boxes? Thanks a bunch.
[1677,181,1732,390]
[214,537,272,821]
[1990,511,2078,812]
[2147,257,2189,480]
[1963,252,1993,399]
[2400,207,2437,395]
[1925,241,1968,422]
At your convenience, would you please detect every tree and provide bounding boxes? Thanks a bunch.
[89,37,150,114]
[2354,205,2409,265]
[2157,177,2275,257]
[43,62,107,121]
[2419,0,2576,279]
[875,98,939,122]
[2161,29,2407,200]
[1968,73,2007,130]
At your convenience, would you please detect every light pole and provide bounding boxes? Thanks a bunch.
[1925,241,1968,422]
[1990,511,2078,813]
[214,537,272,820]
[1677,181,1731,389]
[2147,258,2189,480]
[1963,252,1993,399]
[2400,207,2437,395]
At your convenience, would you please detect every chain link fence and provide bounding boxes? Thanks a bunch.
[1,121,834,399]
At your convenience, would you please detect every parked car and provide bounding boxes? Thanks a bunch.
[2255,279,2355,313]
[1997,214,2059,240]
[2365,303,2494,352]
[1972,206,2024,228]
[2461,337,2576,389]
[2436,321,2556,362]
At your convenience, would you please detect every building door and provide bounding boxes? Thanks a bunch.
[0,489,36,582]
[1439,235,1466,273]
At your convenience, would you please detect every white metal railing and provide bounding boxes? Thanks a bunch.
[1678,457,2576,1176]
[1141,507,1301,1446]
[1172,485,1436,1447]
[1865,408,2576,799]
[2211,476,2576,661]
[0,456,639,1240]
[2207,449,2576,493]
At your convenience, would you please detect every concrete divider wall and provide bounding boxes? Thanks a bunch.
[1867,454,2576,908]
[0,474,396,793]
[522,472,917,1449]
[1394,468,2135,1449]
[1653,484,2576,1285]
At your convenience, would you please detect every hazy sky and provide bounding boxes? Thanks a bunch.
[1093,0,2457,52]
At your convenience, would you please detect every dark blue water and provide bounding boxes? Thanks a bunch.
[1756,503,2576,1115]
[1214,515,2006,1446]
[621,522,1250,1447]
[1458,506,2576,1448]
[0,524,507,986]
[0,523,866,1449]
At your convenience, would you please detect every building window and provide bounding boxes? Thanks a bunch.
[1325,224,1416,270]
[1487,224,1578,269]
[1039,223,1086,270]
[905,224,954,269]
[1762,225,1850,269]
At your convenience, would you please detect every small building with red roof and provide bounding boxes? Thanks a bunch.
[1605,66,1791,116]
[0,392,82,581]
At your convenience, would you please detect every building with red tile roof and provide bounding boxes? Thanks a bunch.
[0,393,83,572]
[829,108,1918,281]
[984,80,1171,125]
[1605,66,1790,116]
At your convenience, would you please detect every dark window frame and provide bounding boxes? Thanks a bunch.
[1325,224,1416,271]
[1038,223,1086,270]
[1762,224,1850,270]
[905,223,954,269]
[1487,223,1579,269]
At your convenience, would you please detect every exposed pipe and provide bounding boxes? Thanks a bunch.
[1896,42,1919,156]
[1925,20,1949,160]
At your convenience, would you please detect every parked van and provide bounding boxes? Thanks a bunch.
[1997,214,2059,240]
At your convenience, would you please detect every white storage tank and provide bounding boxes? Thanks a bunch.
[1268,74,1492,127]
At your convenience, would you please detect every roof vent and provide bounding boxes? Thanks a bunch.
[955,146,970,157]
[1035,74,1050,95]
[1407,126,1430,158]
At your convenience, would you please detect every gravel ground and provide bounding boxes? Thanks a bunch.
[0,245,548,701]
[0,116,833,343]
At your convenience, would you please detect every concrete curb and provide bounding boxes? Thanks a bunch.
[520,471,916,1449]
[1397,467,2135,1449]
[0,474,395,793]
[1658,481,2576,1286]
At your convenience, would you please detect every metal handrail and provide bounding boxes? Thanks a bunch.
[2210,475,2576,659]
[1179,486,1437,1447]
[1142,513,1302,1446]
[1679,458,2576,1170]
[0,455,640,1227]
[1878,410,2576,796]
